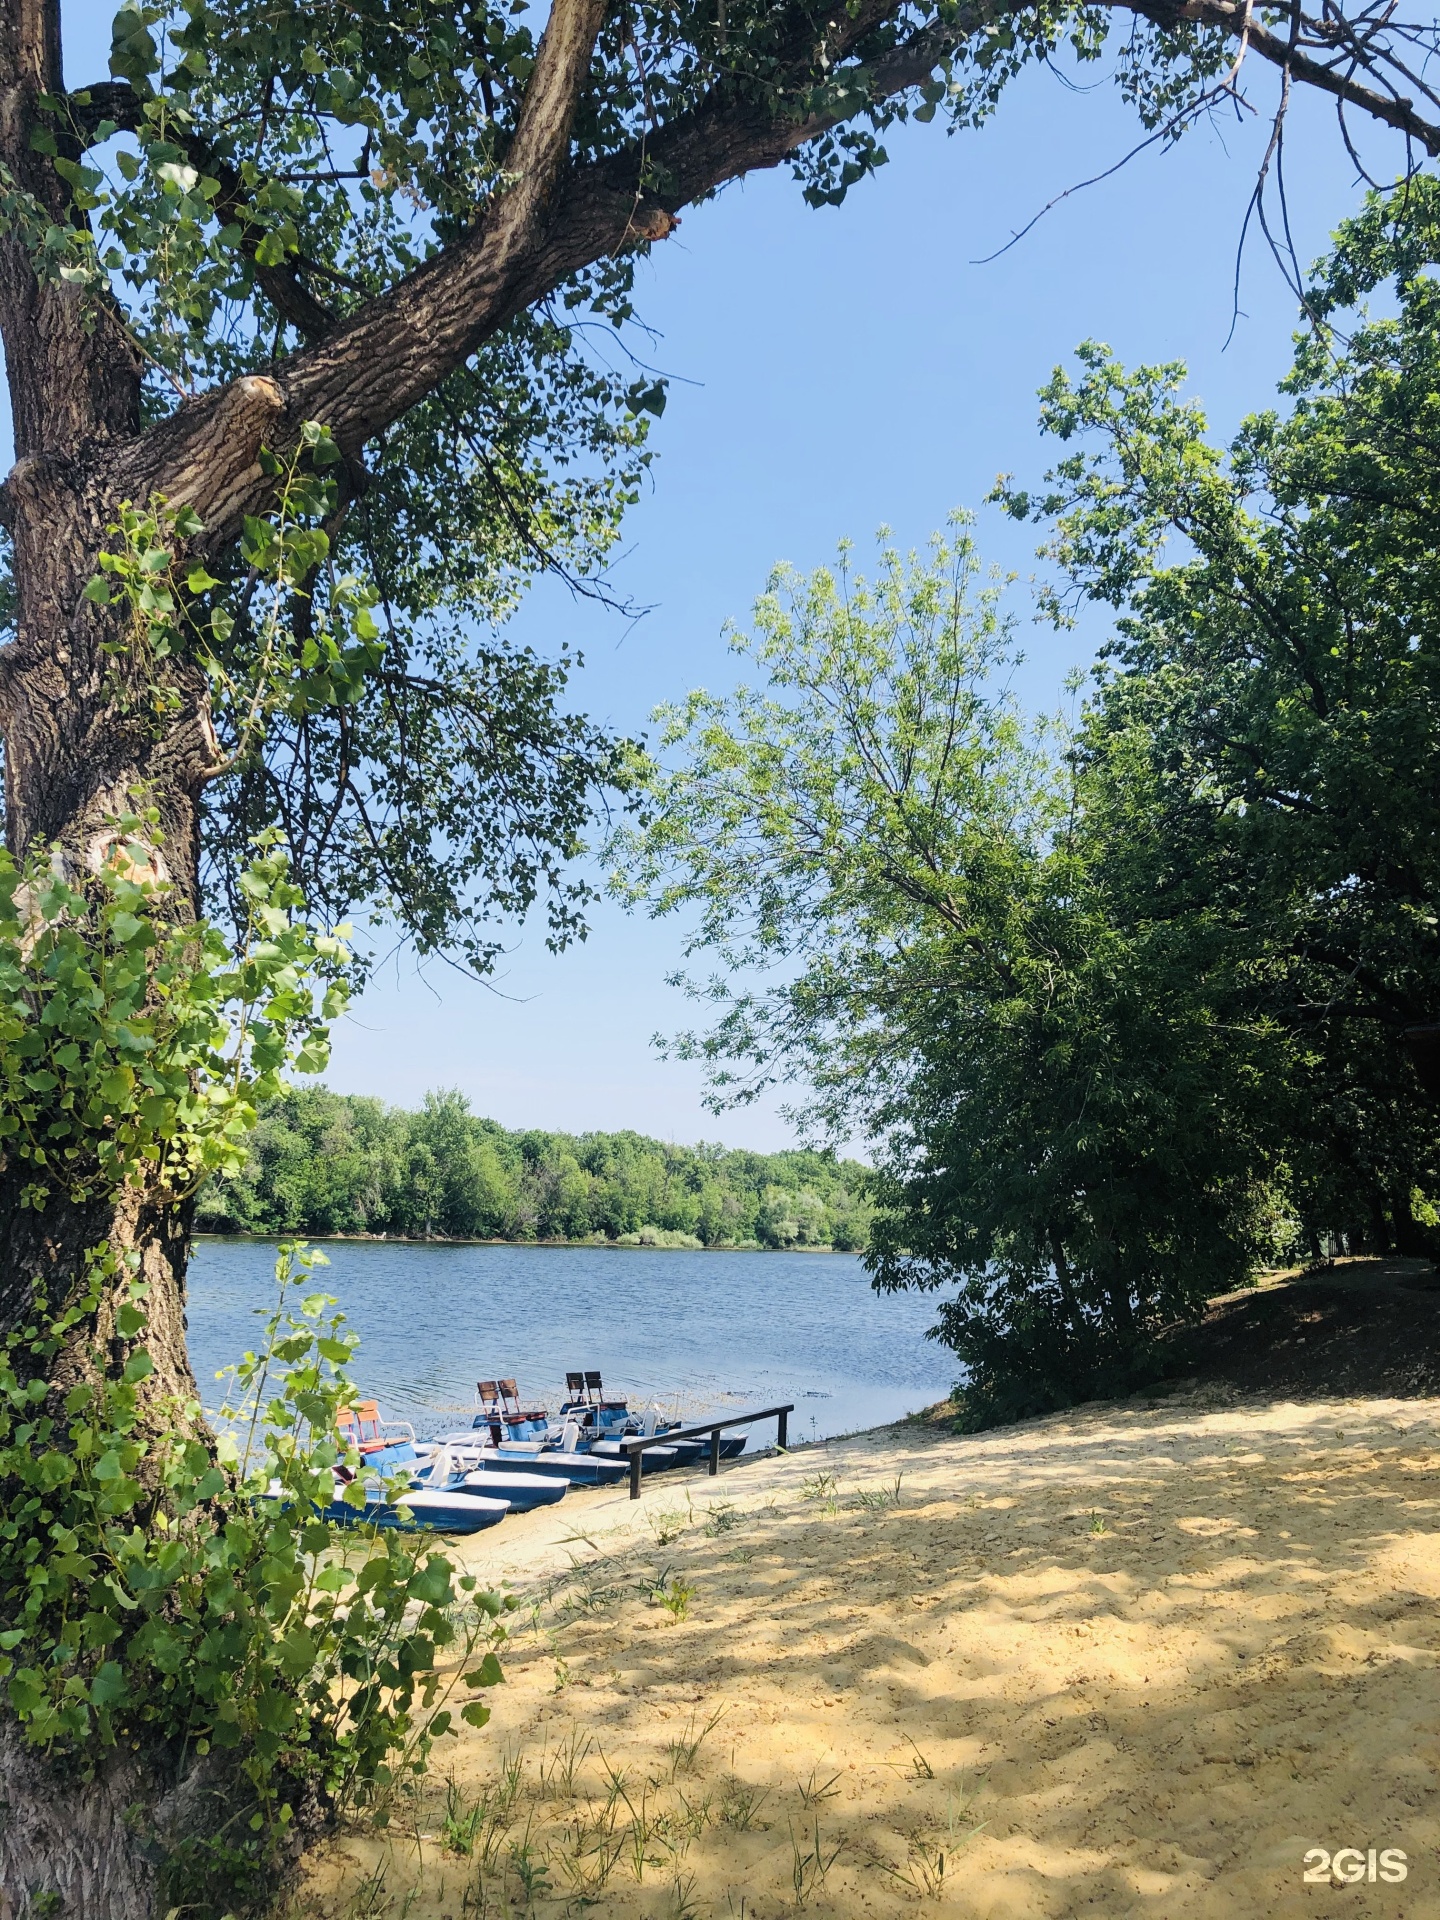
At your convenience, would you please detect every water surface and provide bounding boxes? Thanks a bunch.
[187,1239,957,1442]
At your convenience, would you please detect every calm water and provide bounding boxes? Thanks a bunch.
[186,1239,957,1442]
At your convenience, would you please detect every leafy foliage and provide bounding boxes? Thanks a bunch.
[624,205,1440,1422]
[0,0,1316,967]
[612,517,1040,1131]
[0,1238,511,1906]
[618,525,1291,1420]
[998,178,1440,1262]
[198,1085,873,1249]
[0,814,343,1211]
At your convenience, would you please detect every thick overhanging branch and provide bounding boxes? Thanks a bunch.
[85,0,1440,546]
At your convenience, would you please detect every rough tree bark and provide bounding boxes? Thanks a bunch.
[0,0,1436,1906]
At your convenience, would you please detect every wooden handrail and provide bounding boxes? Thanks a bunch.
[619,1403,795,1499]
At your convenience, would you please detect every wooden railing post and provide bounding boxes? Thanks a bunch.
[629,1446,642,1501]
[709,1429,721,1475]
[777,1408,788,1451]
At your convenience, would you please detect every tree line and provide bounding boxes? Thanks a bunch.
[196,1086,872,1249]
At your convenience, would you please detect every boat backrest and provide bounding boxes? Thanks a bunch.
[566,1371,585,1396]
[584,1370,604,1401]
[476,1379,499,1409]
[640,1407,659,1437]
[498,1378,520,1413]
[560,1420,580,1453]
[338,1398,383,1443]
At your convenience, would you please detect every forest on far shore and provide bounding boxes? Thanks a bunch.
[195,1086,872,1249]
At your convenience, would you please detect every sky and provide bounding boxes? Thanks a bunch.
[24,14,1404,1150]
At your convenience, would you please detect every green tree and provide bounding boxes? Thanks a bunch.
[998,179,1440,1259]
[199,1089,872,1246]
[625,187,1440,1425]
[619,522,1287,1417]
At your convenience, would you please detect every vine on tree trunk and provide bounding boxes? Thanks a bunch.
[0,456,506,1907]
[0,1238,512,1909]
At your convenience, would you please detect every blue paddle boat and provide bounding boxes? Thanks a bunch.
[412,1441,570,1512]
[324,1471,510,1534]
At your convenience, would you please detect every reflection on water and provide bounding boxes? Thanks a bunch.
[186,1239,957,1442]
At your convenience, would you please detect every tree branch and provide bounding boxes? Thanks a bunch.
[1137,0,1440,154]
[95,0,1440,546]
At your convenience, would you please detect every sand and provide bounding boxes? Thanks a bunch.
[296,1389,1440,1918]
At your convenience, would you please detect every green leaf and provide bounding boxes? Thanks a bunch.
[89,1660,127,1706]
[462,1651,504,1689]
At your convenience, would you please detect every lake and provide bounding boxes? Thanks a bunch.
[186,1239,958,1442]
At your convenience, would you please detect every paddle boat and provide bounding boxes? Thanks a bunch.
[473,1377,551,1445]
[557,1371,752,1468]
[324,1464,511,1534]
[452,1371,753,1481]
[413,1440,570,1513]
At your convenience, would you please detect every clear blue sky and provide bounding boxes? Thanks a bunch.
[23,19,1396,1147]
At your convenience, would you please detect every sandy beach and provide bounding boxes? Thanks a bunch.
[297,1386,1440,1918]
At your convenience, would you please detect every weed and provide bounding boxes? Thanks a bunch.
[664,1705,726,1778]
[728,1544,756,1564]
[800,1471,838,1503]
[557,1550,626,1617]
[719,1775,770,1831]
[599,1748,631,1812]
[704,1501,742,1536]
[788,1815,843,1907]
[552,1801,623,1896]
[650,1572,696,1621]
[492,1744,527,1821]
[882,1789,988,1897]
[853,1472,905,1511]
[649,1503,692,1546]
[668,1870,703,1920]
[538,1727,593,1800]
[796,1767,843,1808]
[342,1863,392,1917]
[676,1787,716,1837]
[507,1817,552,1906]
[622,1781,661,1883]
[1089,1510,1108,1535]
[441,1775,484,1857]
[902,1735,935,1780]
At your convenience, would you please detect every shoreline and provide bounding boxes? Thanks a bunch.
[302,1384,1440,1918]
[193,1230,857,1253]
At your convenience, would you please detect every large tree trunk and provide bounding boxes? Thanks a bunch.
[0,492,220,1914]
[0,9,228,1910]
